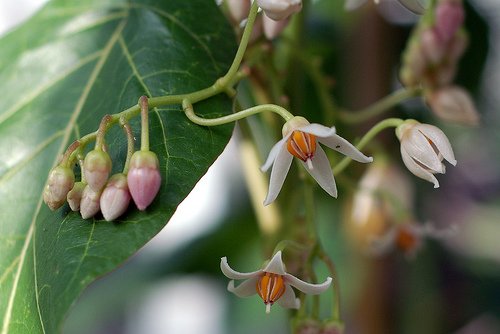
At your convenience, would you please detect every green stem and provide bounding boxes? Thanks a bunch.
[95,115,112,149]
[318,249,341,320]
[120,117,134,174]
[183,99,294,126]
[338,88,421,124]
[333,118,405,175]
[139,96,149,151]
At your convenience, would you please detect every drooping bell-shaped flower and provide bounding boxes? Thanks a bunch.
[396,120,456,188]
[80,185,102,219]
[43,165,75,210]
[67,181,86,211]
[127,151,161,211]
[256,0,302,21]
[100,173,131,221]
[262,116,372,205]
[83,150,112,192]
[221,251,332,313]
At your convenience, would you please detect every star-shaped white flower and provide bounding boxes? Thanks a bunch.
[261,116,373,205]
[220,251,332,313]
[344,0,426,14]
[396,120,456,188]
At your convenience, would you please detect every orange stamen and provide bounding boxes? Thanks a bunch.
[256,272,286,306]
[287,131,317,162]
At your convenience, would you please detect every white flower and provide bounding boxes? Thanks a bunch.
[396,120,456,188]
[370,222,457,258]
[257,0,302,21]
[220,251,332,313]
[344,0,427,14]
[261,116,373,205]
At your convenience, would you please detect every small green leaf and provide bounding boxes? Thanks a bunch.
[0,0,235,332]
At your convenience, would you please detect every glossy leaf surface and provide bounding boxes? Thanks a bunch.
[0,0,235,332]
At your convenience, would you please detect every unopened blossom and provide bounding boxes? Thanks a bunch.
[370,222,456,258]
[100,173,131,221]
[262,14,289,39]
[80,185,102,219]
[226,0,251,23]
[67,181,86,211]
[83,149,112,192]
[435,0,464,42]
[43,165,75,210]
[396,120,456,188]
[344,0,426,14]
[257,0,302,21]
[426,86,479,126]
[221,251,332,313]
[262,116,372,205]
[127,151,161,210]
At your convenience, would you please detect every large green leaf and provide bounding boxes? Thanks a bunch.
[0,0,235,332]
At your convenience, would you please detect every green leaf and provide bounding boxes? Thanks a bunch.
[0,0,235,332]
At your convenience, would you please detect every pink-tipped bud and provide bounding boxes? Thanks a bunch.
[80,185,102,219]
[43,165,75,210]
[293,318,321,334]
[227,0,251,23]
[420,28,445,65]
[435,0,464,42]
[127,151,161,211]
[100,173,131,221]
[426,86,480,125]
[262,14,289,40]
[321,321,345,334]
[67,181,86,211]
[83,150,112,192]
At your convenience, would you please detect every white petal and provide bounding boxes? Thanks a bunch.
[277,285,300,309]
[345,0,367,11]
[285,274,332,295]
[220,257,262,280]
[227,277,259,297]
[297,123,336,138]
[319,134,373,163]
[398,0,426,14]
[401,128,444,173]
[301,147,338,198]
[416,124,457,166]
[263,145,293,205]
[262,251,287,275]
[401,146,440,188]
[261,136,288,172]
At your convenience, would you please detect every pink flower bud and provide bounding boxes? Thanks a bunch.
[127,151,161,211]
[435,0,464,42]
[321,321,345,334]
[426,86,479,125]
[293,318,321,334]
[100,173,131,221]
[80,185,102,219]
[67,181,86,211]
[448,31,468,61]
[43,165,75,210]
[420,28,445,65]
[257,0,302,21]
[83,150,112,192]
[262,14,289,40]
[227,0,251,23]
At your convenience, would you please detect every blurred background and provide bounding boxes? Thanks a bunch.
[2,0,500,333]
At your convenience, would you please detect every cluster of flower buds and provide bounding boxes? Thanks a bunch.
[43,96,161,221]
[224,0,302,40]
[400,0,479,125]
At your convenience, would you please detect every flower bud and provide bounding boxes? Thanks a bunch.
[43,165,75,210]
[127,151,161,210]
[100,173,131,221]
[256,0,302,21]
[227,0,251,23]
[293,318,321,334]
[83,150,112,192]
[67,181,86,211]
[426,86,479,125]
[262,14,289,40]
[435,0,464,42]
[80,185,102,219]
[420,28,445,65]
